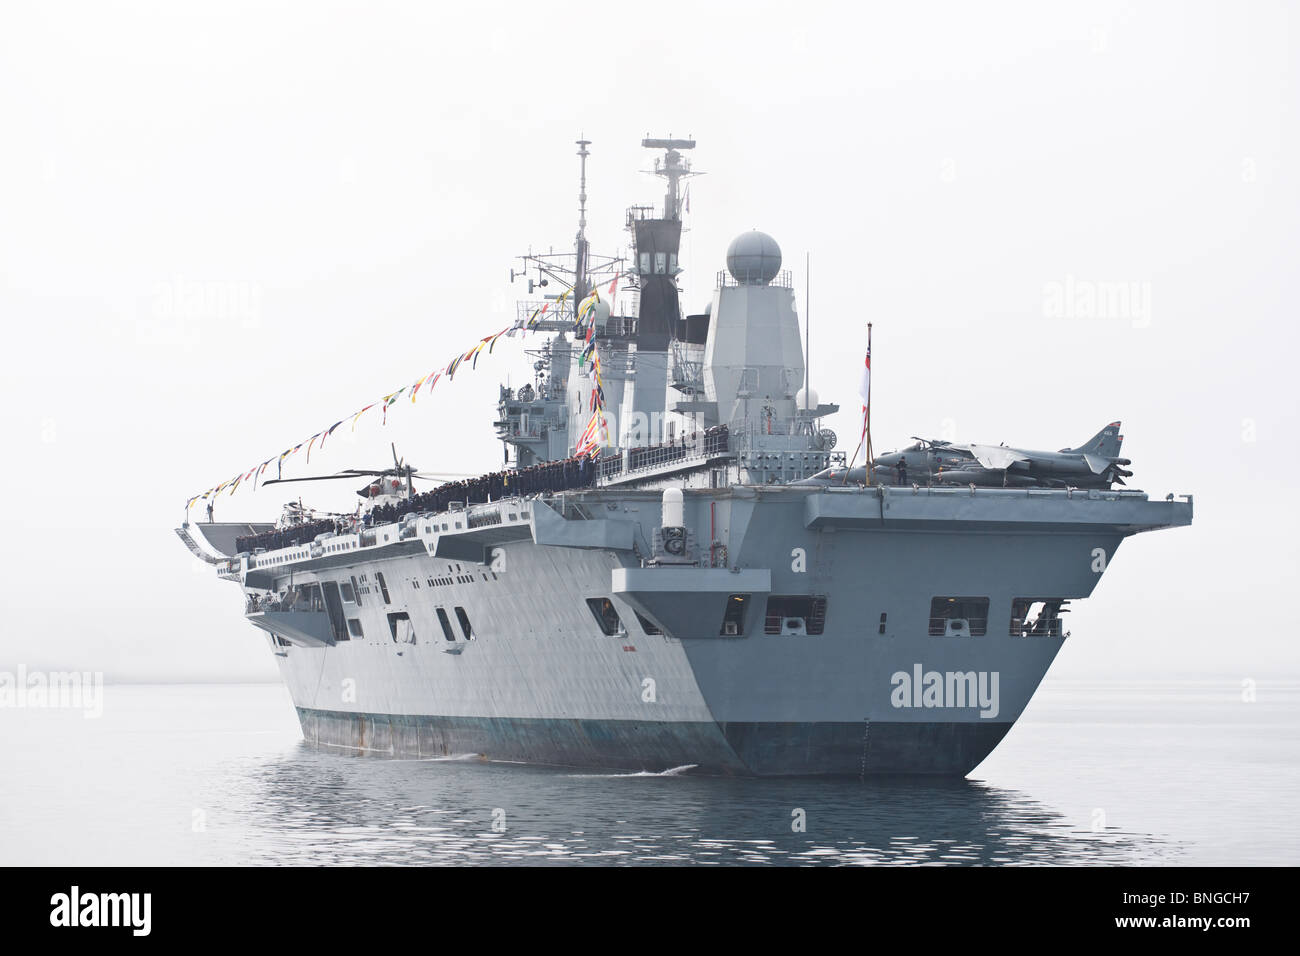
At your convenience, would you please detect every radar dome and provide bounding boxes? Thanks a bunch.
[726,230,782,285]
[795,386,819,412]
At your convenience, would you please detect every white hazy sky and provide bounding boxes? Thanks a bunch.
[0,0,1295,681]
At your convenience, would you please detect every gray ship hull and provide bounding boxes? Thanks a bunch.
[296,708,1015,776]
[204,484,1189,777]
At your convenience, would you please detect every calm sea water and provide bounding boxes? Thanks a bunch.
[0,680,1295,866]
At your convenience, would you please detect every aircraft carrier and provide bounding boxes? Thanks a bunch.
[176,137,1193,776]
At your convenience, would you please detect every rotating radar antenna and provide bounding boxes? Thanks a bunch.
[641,136,699,221]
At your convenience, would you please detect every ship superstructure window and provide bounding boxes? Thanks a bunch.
[928,597,989,637]
[634,611,662,635]
[1010,598,1066,637]
[321,582,348,643]
[387,611,416,644]
[586,598,623,636]
[347,618,364,638]
[284,582,327,612]
[376,572,391,604]
[435,607,456,641]
[721,594,751,636]
[639,252,650,274]
[340,582,356,604]
[454,607,474,640]
[654,252,667,274]
[763,596,827,636]
[879,612,887,635]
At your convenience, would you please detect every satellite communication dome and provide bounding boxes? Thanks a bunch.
[726,230,782,285]
[795,386,819,412]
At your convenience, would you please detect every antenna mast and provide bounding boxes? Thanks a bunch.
[805,252,811,415]
[574,137,591,306]
[511,137,623,330]
[865,322,874,485]
[641,136,697,220]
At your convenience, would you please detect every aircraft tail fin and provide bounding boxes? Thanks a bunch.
[1064,421,1123,459]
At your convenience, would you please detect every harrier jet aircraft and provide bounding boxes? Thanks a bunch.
[798,422,1132,489]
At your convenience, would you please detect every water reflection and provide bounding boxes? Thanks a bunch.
[233,745,1178,865]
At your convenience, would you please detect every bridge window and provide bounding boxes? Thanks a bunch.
[436,607,456,641]
[346,618,364,638]
[586,598,623,636]
[721,594,751,636]
[454,606,474,640]
[928,597,988,637]
[763,596,827,635]
[1010,598,1066,637]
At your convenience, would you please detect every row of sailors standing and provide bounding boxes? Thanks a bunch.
[235,518,338,555]
[235,457,596,553]
[233,455,595,554]
[234,429,743,555]
[363,454,596,527]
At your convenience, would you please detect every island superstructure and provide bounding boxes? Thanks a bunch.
[177,137,1192,776]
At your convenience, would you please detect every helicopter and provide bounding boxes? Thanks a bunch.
[261,444,474,510]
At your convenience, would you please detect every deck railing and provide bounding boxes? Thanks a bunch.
[928,618,988,637]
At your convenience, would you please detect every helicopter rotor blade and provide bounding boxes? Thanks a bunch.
[261,473,367,486]
[261,465,478,488]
